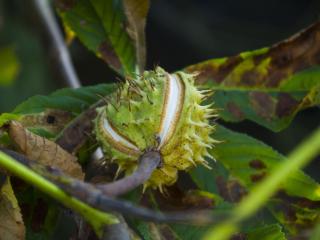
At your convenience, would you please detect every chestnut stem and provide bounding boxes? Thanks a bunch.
[96,150,161,196]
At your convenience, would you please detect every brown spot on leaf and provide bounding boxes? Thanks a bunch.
[241,70,263,87]
[253,53,268,65]
[265,71,287,88]
[153,185,209,211]
[297,199,320,209]
[276,190,320,209]
[215,56,242,83]
[311,47,320,64]
[186,21,320,89]
[231,233,247,240]
[276,93,300,117]
[272,191,320,231]
[249,92,275,120]
[151,185,186,211]
[20,109,73,135]
[283,204,298,222]
[227,102,244,120]
[54,0,76,11]
[250,172,267,182]
[270,51,293,68]
[216,176,247,203]
[182,190,215,209]
[249,159,266,170]
[187,64,219,85]
[98,41,122,72]
[292,59,310,73]
[187,55,242,84]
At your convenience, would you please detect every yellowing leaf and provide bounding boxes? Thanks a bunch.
[0,178,25,240]
[185,21,320,131]
[63,23,76,46]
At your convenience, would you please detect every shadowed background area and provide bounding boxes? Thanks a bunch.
[0,0,319,174]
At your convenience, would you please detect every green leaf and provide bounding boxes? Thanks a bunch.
[0,113,20,127]
[0,46,20,86]
[55,0,150,76]
[210,125,320,201]
[132,218,285,240]
[13,83,116,115]
[189,125,320,234]
[184,22,320,131]
[310,221,320,240]
[267,198,319,234]
[247,224,286,240]
[3,84,116,137]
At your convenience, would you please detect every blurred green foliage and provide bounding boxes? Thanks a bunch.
[0,46,19,86]
[0,1,57,112]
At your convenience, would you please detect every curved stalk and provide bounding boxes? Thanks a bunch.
[97,150,161,196]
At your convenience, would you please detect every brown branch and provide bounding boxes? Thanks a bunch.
[0,148,225,225]
[96,150,161,196]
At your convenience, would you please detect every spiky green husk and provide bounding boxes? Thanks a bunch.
[94,67,217,190]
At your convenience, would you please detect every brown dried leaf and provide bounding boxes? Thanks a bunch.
[8,121,84,179]
[0,178,25,240]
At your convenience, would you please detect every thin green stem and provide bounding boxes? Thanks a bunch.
[203,127,320,240]
[0,151,118,237]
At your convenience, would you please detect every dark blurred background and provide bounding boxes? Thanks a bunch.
[0,0,319,176]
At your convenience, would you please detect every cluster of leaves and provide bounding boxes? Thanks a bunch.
[0,0,319,239]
